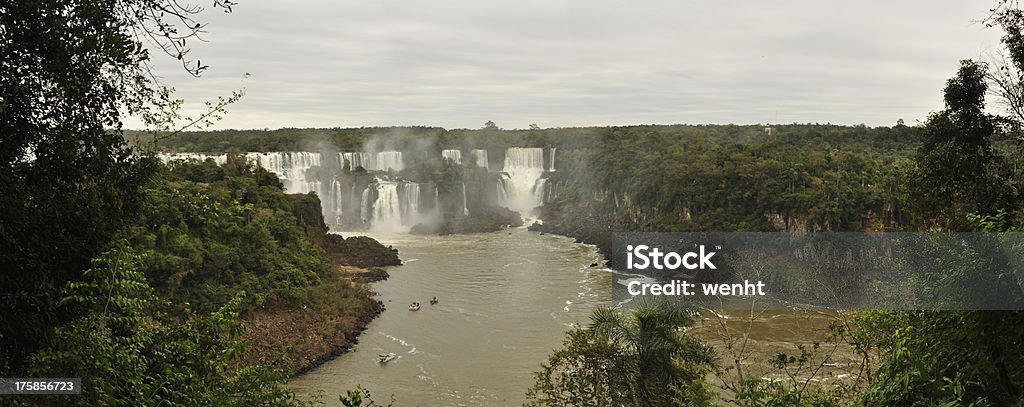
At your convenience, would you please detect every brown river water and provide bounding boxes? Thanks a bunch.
[288,228,858,406]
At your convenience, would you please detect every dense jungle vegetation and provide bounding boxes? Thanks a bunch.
[1,1,398,405]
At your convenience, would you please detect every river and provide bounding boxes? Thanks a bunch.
[288,226,611,406]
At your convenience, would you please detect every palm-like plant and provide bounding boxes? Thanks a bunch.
[526,302,715,407]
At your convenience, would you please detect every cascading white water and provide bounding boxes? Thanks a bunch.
[534,178,548,204]
[470,149,489,169]
[548,147,556,172]
[323,178,344,227]
[161,146,554,231]
[498,147,548,214]
[398,182,420,227]
[371,182,403,232]
[497,175,510,203]
[364,181,422,232]
[246,152,322,193]
[442,149,462,164]
[360,187,372,224]
[157,152,228,165]
[370,151,404,172]
[341,152,369,171]
[461,182,469,216]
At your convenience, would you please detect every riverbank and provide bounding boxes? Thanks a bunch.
[241,233,401,375]
[530,201,633,259]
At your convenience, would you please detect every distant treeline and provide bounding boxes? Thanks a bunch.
[134,123,918,154]
[541,124,921,251]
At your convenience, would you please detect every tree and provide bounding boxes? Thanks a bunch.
[525,303,715,407]
[986,1,1024,132]
[907,60,1017,230]
[0,0,234,374]
[483,120,499,130]
[858,309,1024,406]
[20,245,299,406]
[856,13,1024,403]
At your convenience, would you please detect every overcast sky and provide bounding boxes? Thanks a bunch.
[127,1,1008,130]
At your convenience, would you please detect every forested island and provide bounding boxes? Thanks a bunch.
[5,0,1024,406]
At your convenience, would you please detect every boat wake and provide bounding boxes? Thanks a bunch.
[379,332,439,359]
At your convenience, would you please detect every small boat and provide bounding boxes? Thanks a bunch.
[409,302,421,311]
[429,297,438,305]
[378,352,397,364]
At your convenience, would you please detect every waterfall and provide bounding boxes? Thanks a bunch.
[245,152,322,193]
[360,186,372,224]
[546,180,558,202]
[324,178,343,227]
[341,152,369,171]
[534,178,548,204]
[398,182,421,226]
[370,151,403,172]
[355,180,423,231]
[158,152,228,165]
[497,174,510,203]
[442,149,462,164]
[160,146,554,232]
[342,151,404,172]
[370,182,403,232]
[497,147,547,214]
[470,149,489,169]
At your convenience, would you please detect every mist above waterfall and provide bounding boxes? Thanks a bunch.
[361,129,435,171]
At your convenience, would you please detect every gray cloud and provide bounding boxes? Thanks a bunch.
[127,0,1006,130]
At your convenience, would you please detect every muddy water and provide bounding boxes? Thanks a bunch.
[289,228,858,406]
[689,308,865,399]
[288,228,610,406]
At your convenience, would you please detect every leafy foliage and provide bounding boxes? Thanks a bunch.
[855,310,1024,406]
[0,0,162,372]
[525,303,716,407]
[19,245,303,407]
[907,60,1018,230]
[0,0,243,377]
[339,385,395,407]
[854,58,1024,407]
[121,156,336,312]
